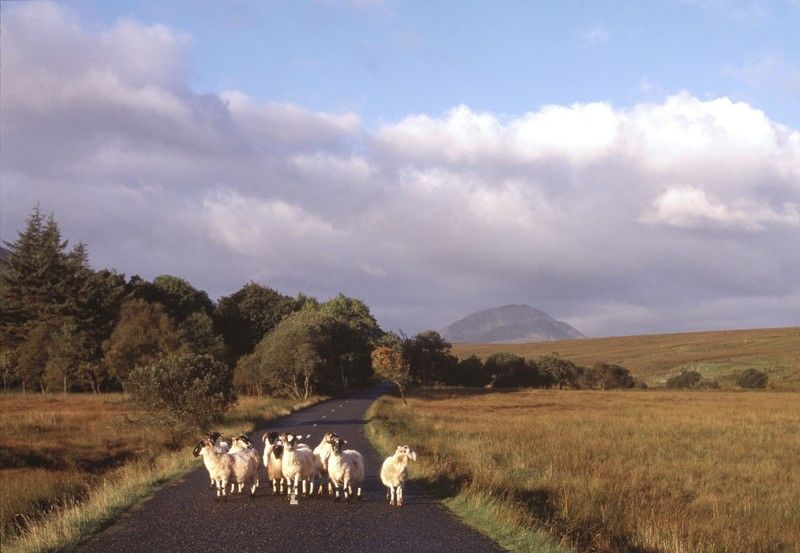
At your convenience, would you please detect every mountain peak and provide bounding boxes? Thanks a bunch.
[441,305,585,344]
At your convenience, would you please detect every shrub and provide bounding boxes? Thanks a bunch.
[126,352,235,431]
[736,368,768,389]
[666,370,702,389]
[591,362,636,389]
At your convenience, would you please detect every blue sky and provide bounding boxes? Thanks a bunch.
[64,0,800,127]
[2,1,800,337]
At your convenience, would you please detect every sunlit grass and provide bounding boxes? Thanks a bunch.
[368,388,800,553]
[0,393,324,553]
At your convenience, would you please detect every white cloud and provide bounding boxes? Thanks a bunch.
[4,2,800,336]
[640,187,800,231]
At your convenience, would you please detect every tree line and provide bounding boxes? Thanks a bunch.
[371,330,643,402]
[0,207,383,400]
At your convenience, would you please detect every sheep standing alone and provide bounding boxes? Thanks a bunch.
[279,433,316,498]
[326,435,365,501]
[380,445,417,506]
[312,432,338,495]
[262,432,285,495]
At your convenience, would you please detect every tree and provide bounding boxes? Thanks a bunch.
[245,309,334,399]
[439,354,491,387]
[150,275,214,323]
[736,368,768,389]
[178,311,226,360]
[371,345,410,405]
[319,294,382,389]
[215,282,302,363]
[403,330,457,385]
[0,206,90,346]
[102,299,181,384]
[126,353,235,432]
[538,355,582,389]
[45,318,92,393]
[15,319,60,393]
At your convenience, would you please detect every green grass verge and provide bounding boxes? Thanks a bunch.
[365,396,573,553]
[3,395,325,553]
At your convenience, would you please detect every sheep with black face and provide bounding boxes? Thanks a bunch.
[326,434,365,501]
[279,433,316,498]
[193,438,233,499]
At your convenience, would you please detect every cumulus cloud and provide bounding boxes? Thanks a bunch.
[3,2,800,336]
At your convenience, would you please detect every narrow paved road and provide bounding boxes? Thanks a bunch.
[79,385,504,553]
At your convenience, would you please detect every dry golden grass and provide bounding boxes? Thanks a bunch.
[0,392,322,552]
[368,388,800,553]
[452,326,800,388]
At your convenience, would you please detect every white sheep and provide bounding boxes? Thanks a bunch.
[326,435,365,501]
[312,432,338,495]
[228,448,260,496]
[193,438,233,499]
[380,445,417,506]
[227,434,260,493]
[262,431,285,495]
[279,433,316,498]
[202,432,230,488]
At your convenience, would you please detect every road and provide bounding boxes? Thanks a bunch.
[78,385,504,553]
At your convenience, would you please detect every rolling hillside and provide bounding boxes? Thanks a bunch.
[452,326,800,388]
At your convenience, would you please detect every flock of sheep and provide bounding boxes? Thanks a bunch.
[192,431,418,506]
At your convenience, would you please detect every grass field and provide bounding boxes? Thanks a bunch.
[0,393,322,553]
[452,326,800,388]
[368,388,800,553]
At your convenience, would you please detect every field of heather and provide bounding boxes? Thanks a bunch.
[368,388,800,553]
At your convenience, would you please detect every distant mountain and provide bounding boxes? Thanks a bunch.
[441,304,586,344]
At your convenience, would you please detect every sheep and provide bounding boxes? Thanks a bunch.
[228,448,260,497]
[262,431,285,495]
[207,431,230,452]
[279,432,317,498]
[227,434,253,454]
[227,434,260,493]
[201,432,230,488]
[326,435,365,501]
[380,445,417,506]
[193,438,233,499]
[312,432,339,495]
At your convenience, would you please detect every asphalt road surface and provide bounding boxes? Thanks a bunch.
[78,384,504,553]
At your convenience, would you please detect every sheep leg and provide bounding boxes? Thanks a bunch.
[301,479,307,495]
[356,486,362,500]
[250,478,257,497]
[343,479,350,501]
[389,486,395,505]
[397,485,403,506]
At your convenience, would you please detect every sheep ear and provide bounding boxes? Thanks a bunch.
[262,433,268,444]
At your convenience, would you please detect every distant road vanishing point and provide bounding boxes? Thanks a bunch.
[78,384,503,553]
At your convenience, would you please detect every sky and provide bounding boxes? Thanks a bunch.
[1,0,799,337]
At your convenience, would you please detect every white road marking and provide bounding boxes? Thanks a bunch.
[339,404,343,407]
[321,415,327,419]
[313,423,317,427]
[331,409,336,413]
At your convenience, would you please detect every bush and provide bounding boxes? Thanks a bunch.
[591,362,636,389]
[666,370,702,389]
[126,352,235,431]
[736,368,768,389]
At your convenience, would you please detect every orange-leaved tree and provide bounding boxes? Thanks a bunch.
[371,345,410,406]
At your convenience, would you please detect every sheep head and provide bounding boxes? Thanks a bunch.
[396,445,417,461]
